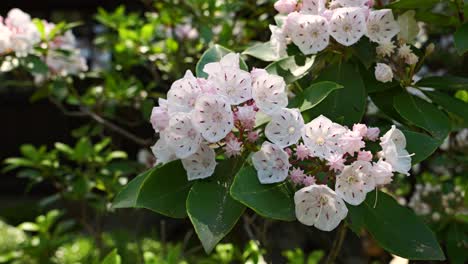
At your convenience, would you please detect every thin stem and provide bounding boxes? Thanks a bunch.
[325,223,348,264]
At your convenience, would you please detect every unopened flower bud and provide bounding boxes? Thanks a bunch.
[375,63,393,83]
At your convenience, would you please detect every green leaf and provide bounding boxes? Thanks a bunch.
[393,93,451,139]
[265,55,315,84]
[186,158,246,253]
[113,161,193,218]
[23,55,49,75]
[101,249,121,264]
[230,165,295,221]
[55,143,74,156]
[350,38,376,69]
[243,42,279,62]
[403,130,441,164]
[397,10,419,44]
[454,23,468,55]
[347,191,445,260]
[304,62,366,126]
[416,76,468,91]
[446,223,468,264]
[196,45,248,78]
[425,91,468,125]
[294,81,344,112]
[388,0,441,9]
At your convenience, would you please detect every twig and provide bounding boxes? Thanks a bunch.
[242,214,258,243]
[325,223,348,264]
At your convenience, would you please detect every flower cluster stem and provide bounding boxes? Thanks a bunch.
[325,223,348,264]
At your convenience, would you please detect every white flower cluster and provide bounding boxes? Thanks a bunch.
[0,8,87,79]
[408,183,466,221]
[150,53,289,180]
[373,42,421,83]
[253,114,413,231]
[270,0,400,57]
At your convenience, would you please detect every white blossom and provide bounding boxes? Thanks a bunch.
[269,25,288,59]
[286,12,330,54]
[300,0,325,15]
[167,70,202,114]
[208,66,252,105]
[251,71,288,115]
[182,144,217,181]
[302,115,346,160]
[380,125,412,175]
[374,63,393,83]
[366,9,400,44]
[294,185,348,231]
[252,142,291,184]
[192,94,234,143]
[164,112,202,159]
[376,41,396,57]
[372,159,394,185]
[265,108,305,147]
[151,135,177,165]
[335,0,368,7]
[335,160,375,205]
[329,7,367,46]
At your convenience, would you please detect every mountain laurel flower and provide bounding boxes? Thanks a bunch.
[303,176,317,186]
[302,115,346,160]
[164,112,202,159]
[0,24,12,53]
[294,185,348,231]
[181,144,217,181]
[224,138,242,158]
[192,94,234,143]
[203,53,240,76]
[274,0,297,14]
[365,127,380,141]
[327,153,346,172]
[358,150,373,162]
[335,161,375,205]
[336,0,368,7]
[340,130,365,155]
[265,108,305,147]
[290,167,307,185]
[353,123,368,137]
[405,53,419,65]
[300,0,325,15]
[372,159,394,185]
[374,63,393,83]
[329,7,367,46]
[252,71,289,115]
[167,70,202,114]
[397,44,413,60]
[247,130,260,142]
[286,12,330,54]
[376,41,396,57]
[208,67,252,105]
[295,143,311,160]
[269,25,288,58]
[235,104,257,130]
[150,99,169,133]
[252,142,291,184]
[151,136,176,165]
[380,126,412,175]
[366,9,400,44]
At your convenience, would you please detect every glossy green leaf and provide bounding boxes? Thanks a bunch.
[347,191,445,260]
[403,130,441,164]
[304,62,366,126]
[187,159,246,253]
[101,249,121,264]
[416,76,468,91]
[394,93,451,139]
[454,23,468,55]
[425,91,468,124]
[196,45,248,78]
[295,81,344,111]
[351,38,376,69]
[230,165,295,221]
[112,161,193,218]
[243,42,279,62]
[265,55,315,84]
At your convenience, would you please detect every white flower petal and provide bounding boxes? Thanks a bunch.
[265,108,304,147]
[329,7,367,46]
[151,135,177,165]
[208,67,252,105]
[294,185,348,231]
[164,112,202,159]
[335,161,375,205]
[192,94,234,142]
[300,0,325,15]
[182,144,217,180]
[366,9,400,44]
[335,0,368,7]
[252,142,290,184]
[302,115,346,160]
[286,13,330,55]
[252,72,288,115]
[167,70,202,113]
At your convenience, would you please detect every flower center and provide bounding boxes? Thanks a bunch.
[319,195,328,206]
[370,24,380,34]
[346,175,358,184]
[212,111,224,123]
[187,129,198,140]
[288,126,296,135]
[311,31,319,38]
[316,136,325,146]
[343,23,352,32]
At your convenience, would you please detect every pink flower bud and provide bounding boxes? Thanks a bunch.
[274,0,297,14]
[247,131,259,142]
[150,100,169,133]
[285,148,293,157]
[357,150,373,162]
[366,127,380,141]
[289,167,306,185]
[303,176,317,186]
[353,123,368,138]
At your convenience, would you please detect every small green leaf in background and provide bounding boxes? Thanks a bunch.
[416,76,468,91]
[187,158,246,253]
[403,130,441,164]
[265,55,315,84]
[101,249,121,264]
[113,161,193,218]
[196,44,248,78]
[230,165,296,221]
[454,23,468,55]
[394,93,451,140]
[446,223,468,264]
[388,0,440,9]
[23,55,49,75]
[243,42,279,62]
[425,91,468,127]
[397,10,419,44]
[347,191,445,260]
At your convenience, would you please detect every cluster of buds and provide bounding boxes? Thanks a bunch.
[150,53,288,180]
[270,0,400,57]
[408,183,466,222]
[0,8,87,79]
